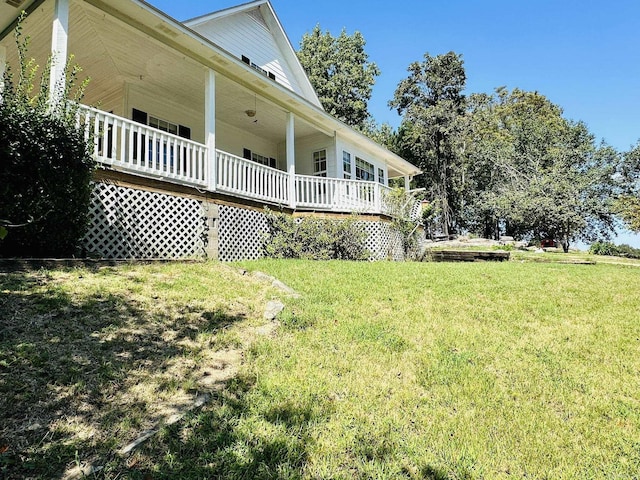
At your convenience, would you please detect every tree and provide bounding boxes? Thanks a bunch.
[616,142,640,232]
[0,19,94,257]
[298,25,380,129]
[389,52,467,236]
[463,88,619,251]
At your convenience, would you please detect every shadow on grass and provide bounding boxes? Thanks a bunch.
[0,270,251,479]
[120,374,317,480]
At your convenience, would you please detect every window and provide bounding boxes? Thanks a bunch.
[131,108,191,167]
[132,109,190,139]
[378,168,385,185]
[243,148,276,168]
[240,54,277,81]
[149,116,178,136]
[355,157,374,181]
[343,151,352,179]
[313,149,327,177]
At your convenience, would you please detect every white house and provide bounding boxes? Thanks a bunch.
[0,0,421,260]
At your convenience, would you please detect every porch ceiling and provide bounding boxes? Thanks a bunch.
[0,0,319,144]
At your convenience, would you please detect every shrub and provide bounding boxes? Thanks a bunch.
[263,209,369,260]
[0,18,94,257]
[589,241,640,259]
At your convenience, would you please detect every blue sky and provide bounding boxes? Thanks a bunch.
[148,0,640,246]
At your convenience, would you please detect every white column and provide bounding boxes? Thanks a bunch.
[286,112,296,208]
[205,69,216,191]
[0,46,6,101]
[49,0,69,105]
[404,175,411,191]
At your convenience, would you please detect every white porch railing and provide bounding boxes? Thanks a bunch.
[80,106,404,215]
[77,105,208,187]
[216,150,289,205]
[295,175,387,213]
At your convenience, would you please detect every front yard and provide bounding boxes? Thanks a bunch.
[1,256,639,478]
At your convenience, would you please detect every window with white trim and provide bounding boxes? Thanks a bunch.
[343,151,352,179]
[242,148,276,168]
[378,168,385,185]
[355,157,374,181]
[313,149,327,177]
[149,116,178,136]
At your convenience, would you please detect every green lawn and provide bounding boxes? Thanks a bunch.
[2,258,639,478]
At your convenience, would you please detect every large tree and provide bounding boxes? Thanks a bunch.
[389,52,467,235]
[297,25,380,129]
[463,88,619,251]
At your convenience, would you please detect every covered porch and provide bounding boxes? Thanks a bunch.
[76,105,394,213]
[0,0,419,215]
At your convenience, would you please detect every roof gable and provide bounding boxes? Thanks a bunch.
[184,0,322,109]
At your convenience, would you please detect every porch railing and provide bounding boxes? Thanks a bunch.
[295,175,387,213]
[77,105,208,187]
[81,106,404,215]
[216,150,290,205]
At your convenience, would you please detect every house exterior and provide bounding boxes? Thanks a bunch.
[0,0,422,260]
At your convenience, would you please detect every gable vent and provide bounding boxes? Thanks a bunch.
[6,0,27,7]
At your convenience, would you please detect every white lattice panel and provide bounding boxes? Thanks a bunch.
[83,183,207,259]
[362,221,404,261]
[218,205,269,261]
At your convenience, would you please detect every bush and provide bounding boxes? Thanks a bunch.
[589,241,640,259]
[0,107,94,257]
[0,18,94,257]
[263,209,369,260]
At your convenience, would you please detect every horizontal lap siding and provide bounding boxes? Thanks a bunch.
[191,12,302,96]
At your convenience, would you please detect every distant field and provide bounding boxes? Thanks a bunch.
[1,257,639,479]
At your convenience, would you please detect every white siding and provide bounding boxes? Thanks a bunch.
[125,83,204,142]
[189,11,304,97]
[217,120,279,166]
[284,133,336,176]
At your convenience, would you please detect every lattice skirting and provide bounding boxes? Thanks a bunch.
[218,205,269,262]
[83,184,418,261]
[362,221,405,261]
[83,183,207,259]
[217,206,411,262]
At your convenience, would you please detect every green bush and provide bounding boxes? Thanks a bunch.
[589,241,640,259]
[263,209,369,260]
[0,18,94,257]
[0,107,94,257]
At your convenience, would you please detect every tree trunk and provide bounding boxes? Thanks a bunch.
[561,220,570,253]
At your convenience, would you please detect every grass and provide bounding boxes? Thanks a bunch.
[2,256,640,478]
[0,262,280,479]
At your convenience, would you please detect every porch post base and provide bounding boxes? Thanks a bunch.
[203,200,219,260]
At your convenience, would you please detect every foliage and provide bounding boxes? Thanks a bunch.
[0,18,94,257]
[589,241,640,259]
[298,25,380,129]
[383,188,423,258]
[616,195,640,232]
[263,209,369,260]
[615,141,640,231]
[390,52,467,236]
[461,88,619,252]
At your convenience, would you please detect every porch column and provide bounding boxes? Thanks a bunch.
[404,175,411,191]
[49,0,69,105]
[205,69,216,191]
[286,112,296,208]
[0,46,6,100]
